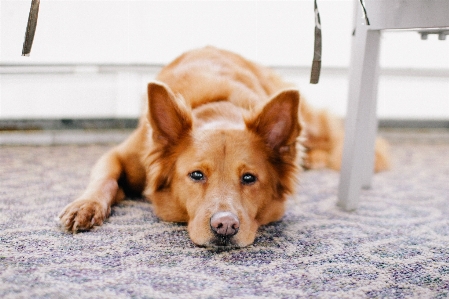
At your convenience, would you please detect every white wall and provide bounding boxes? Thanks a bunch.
[1,0,448,120]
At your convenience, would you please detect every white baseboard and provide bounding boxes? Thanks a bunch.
[1,65,448,120]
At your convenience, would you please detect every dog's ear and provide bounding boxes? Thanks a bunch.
[247,89,301,150]
[147,81,192,144]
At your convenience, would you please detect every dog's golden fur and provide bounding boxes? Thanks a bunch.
[59,47,389,248]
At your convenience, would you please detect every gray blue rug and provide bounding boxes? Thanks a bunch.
[1,135,449,298]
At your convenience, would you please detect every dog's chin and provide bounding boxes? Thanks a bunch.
[196,236,247,251]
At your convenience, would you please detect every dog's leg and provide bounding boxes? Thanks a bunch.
[59,148,126,232]
[301,104,390,172]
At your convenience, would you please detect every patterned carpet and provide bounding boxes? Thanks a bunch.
[1,134,449,298]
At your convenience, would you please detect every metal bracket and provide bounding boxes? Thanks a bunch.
[359,0,370,26]
[310,0,322,84]
[22,0,40,56]
[419,30,449,41]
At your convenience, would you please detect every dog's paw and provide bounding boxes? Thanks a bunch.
[374,137,390,172]
[59,199,110,232]
[303,149,329,170]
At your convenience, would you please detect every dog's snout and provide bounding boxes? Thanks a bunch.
[210,212,240,237]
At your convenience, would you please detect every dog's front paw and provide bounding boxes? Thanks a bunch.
[59,199,110,232]
[374,137,390,172]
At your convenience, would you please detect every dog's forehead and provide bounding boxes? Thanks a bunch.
[196,120,245,131]
[195,128,250,147]
[187,129,265,164]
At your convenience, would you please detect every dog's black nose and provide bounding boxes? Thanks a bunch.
[210,212,240,237]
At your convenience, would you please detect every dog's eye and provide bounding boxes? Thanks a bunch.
[241,173,257,185]
[189,171,205,182]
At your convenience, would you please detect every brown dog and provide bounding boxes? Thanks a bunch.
[59,47,389,248]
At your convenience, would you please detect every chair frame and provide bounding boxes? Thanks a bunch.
[337,0,449,210]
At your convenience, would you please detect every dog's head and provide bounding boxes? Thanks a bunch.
[144,82,301,248]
